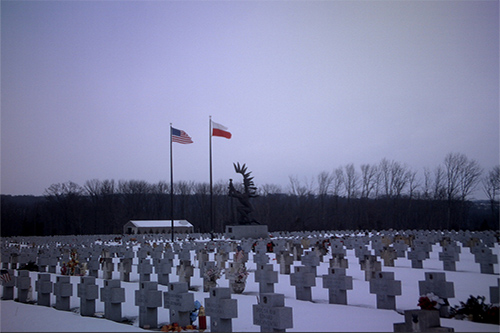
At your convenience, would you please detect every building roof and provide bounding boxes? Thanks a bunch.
[128,220,193,228]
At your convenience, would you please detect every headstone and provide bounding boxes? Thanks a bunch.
[490,278,499,304]
[37,252,50,272]
[1,268,15,300]
[204,287,238,332]
[418,272,455,317]
[15,270,31,303]
[407,249,427,269]
[77,276,99,317]
[137,258,153,283]
[163,282,194,327]
[100,279,125,322]
[35,273,53,307]
[393,239,409,258]
[369,271,402,310]
[54,275,73,311]
[290,265,316,301]
[202,261,218,292]
[393,309,454,332]
[155,258,172,286]
[360,255,382,281]
[380,247,397,267]
[255,264,278,294]
[330,239,348,269]
[301,251,320,277]
[253,293,293,332]
[176,260,194,289]
[102,257,114,280]
[322,267,353,305]
[135,281,163,329]
[473,247,498,274]
[438,245,460,271]
[279,252,294,274]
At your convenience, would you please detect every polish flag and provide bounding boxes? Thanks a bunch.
[212,121,232,139]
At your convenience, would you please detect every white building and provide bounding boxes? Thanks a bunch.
[123,220,194,235]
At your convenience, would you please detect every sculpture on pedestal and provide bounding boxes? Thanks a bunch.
[228,163,259,225]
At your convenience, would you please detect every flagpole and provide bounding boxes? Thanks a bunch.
[209,116,214,238]
[170,123,174,243]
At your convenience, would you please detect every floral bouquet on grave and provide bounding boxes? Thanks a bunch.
[203,266,223,282]
[418,292,445,310]
[234,265,249,284]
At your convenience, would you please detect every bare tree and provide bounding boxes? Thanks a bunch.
[407,169,419,199]
[343,164,359,200]
[433,166,446,200]
[360,164,378,198]
[444,152,482,201]
[483,165,500,202]
[332,167,344,197]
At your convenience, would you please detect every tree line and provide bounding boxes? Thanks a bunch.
[1,153,499,237]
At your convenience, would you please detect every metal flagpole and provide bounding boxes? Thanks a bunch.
[209,116,214,238]
[170,123,174,243]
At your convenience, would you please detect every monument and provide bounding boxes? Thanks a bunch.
[225,163,268,239]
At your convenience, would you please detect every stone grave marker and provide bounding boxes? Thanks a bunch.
[255,263,278,294]
[301,250,320,277]
[35,273,53,307]
[155,257,172,286]
[393,239,409,258]
[135,281,163,329]
[438,244,460,271]
[490,278,499,304]
[77,276,99,317]
[290,265,316,301]
[360,255,382,281]
[369,271,402,310]
[202,261,218,292]
[1,268,15,300]
[54,275,73,311]
[380,247,397,267]
[407,249,427,269]
[279,252,294,274]
[330,239,348,269]
[473,247,498,274]
[15,270,31,303]
[253,293,293,332]
[176,259,194,289]
[138,258,153,282]
[322,267,353,305]
[163,282,194,327]
[204,287,238,332]
[418,272,455,317]
[100,279,125,322]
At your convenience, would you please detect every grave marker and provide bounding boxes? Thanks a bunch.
[15,270,31,303]
[322,267,353,305]
[290,265,316,301]
[135,281,163,329]
[253,293,293,332]
[204,287,238,332]
[100,279,125,322]
[77,276,99,317]
[163,282,194,327]
[35,273,53,307]
[255,264,278,294]
[369,271,401,310]
[54,275,73,311]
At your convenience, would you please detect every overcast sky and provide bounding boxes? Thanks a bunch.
[2,0,499,197]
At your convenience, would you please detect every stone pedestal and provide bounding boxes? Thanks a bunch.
[225,225,268,240]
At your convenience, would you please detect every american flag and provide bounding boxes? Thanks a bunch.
[0,269,11,284]
[171,127,193,144]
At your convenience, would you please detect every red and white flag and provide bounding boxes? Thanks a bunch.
[211,121,232,139]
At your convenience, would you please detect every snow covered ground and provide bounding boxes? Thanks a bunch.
[1,239,499,332]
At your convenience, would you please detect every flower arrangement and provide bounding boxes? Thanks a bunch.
[234,265,249,284]
[452,295,500,324]
[203,266,223,282]
[418,293,445,310]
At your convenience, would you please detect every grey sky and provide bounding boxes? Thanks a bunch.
[1,0,498,197]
